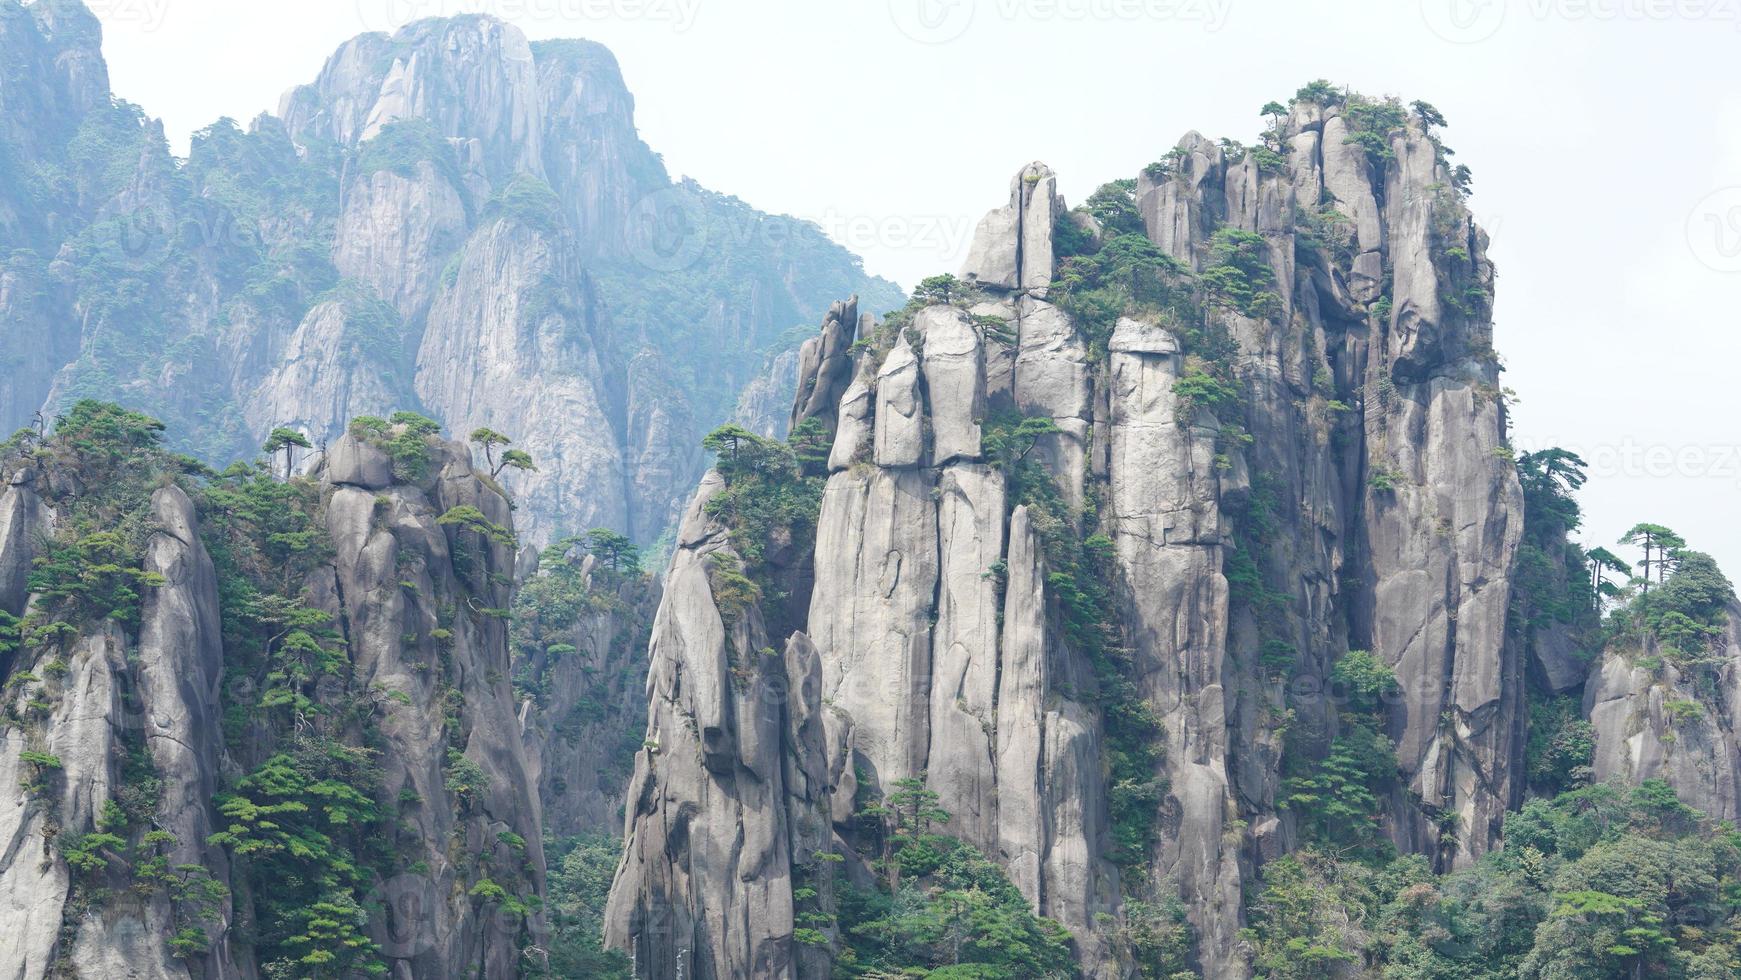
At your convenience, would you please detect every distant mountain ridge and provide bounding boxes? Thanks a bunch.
[0,1,904,544]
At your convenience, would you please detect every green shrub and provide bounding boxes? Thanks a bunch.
[488,175,564,236]
[61,831,126,874]
[354,119,463,190]
[444,749,489,805]
[1292,79,1342,107]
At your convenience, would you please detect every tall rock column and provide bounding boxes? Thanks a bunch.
[604,474,834,980]
[1104,316,1245,975]
[813,199,1124,968]
[1136,105,1525,873]
[788,296,864,436]
[0,481,238,980]
[1357,121,1523,866]
[119,487,240,978]
[309,432,547,979]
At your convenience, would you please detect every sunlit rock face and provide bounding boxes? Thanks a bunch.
[607,95,1526,977]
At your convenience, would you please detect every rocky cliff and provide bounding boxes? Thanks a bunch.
[604,473,835,979]
[0,3,902,545]
[9,11,1741,974]
[0,405,543,978]
[605,87,1538,979]
[1586,576,1741,824]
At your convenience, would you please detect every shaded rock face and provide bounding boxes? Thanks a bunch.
[309,434,547,979]
[294,17,545,179]
[0,0,107,429]
[0,470,48,627]
[732,346,801,439]
[0,434,543,979]
[0,624,132,980]
[130,487,241,979]
[612,99,1525,976]
[0,4,902,546]
[604,475,834,980]
[415,215,631,535]
[517,554,660,837]
[786,297,865,437]
[1124,106,1519,973]
[0,484,236,980]
[242,297,416,455]
[0,256,74,439]
[0,0,108,246]
[1586,607,1741,823]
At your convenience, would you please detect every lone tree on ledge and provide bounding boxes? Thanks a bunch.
[263,427,312,480]
[469,427,539,479]
[585,528,640,575]
[1621,523,1685,593]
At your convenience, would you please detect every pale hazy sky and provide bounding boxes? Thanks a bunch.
[83,0,1741,579]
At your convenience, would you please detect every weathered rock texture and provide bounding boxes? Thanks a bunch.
[0,3,902,545]
[604,475,835,980]
[1586,606,1741,824]
[0,482,239,980]
[611,98,1533,979]
[0,431,543,978]
[309,433,547,978]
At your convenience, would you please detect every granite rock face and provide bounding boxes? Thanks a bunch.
[0,430,543,979]
[0,0,109,246]
[604,475,835,980]
[308,433,546,979]
[0,625,132,980]
[961,161,1062,295]
[613,94,1535,976]
[0,482,230,980]
[1586,606,1741,824]
[787,297,866,438]
[416,214,630,535]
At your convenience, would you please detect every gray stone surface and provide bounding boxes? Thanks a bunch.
[916,306,985,465]
[1587,607,1741,823]
[961,162,1061,294]
[608,109,1536,979]
[0,428,543,978]
[872,337,924,468]
[604,475,833,979]
[789,297,862,437]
